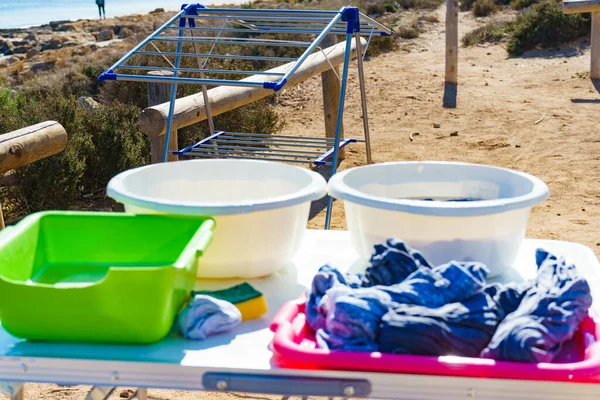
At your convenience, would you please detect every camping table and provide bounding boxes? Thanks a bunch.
[1,230,600,400]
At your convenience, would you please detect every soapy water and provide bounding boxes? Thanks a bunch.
[403,197,481,202]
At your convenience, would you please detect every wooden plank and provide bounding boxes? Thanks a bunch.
[0,201,4,230]
[592,12,600,79]
[445,0,459,84]
[147,71,179,162]
[0,121,68,175]
[138,39,365,137]
[563,0,600,14]
[320,35,344,159]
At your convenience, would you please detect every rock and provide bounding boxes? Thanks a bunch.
[58,24,76,32]
[72,46,91,56]
[12,40,28,47]
[24,33,38,42]
[277,2,292,8]
[79,96,100,110]
[119,28,134,38]
[151,8,165,13]
[96,30,114,42]
[0,39,15,55]
[40,39,63,51]
[450,131,459,137]
[433,122,440,128]
[113,25,122,35]
[61,41,80,48]
[30,61,55,73]
[6,56,19,65]
[89,44,98,52]
[12,46,29,55]
[26,48,39,59]
[49,20,70,31]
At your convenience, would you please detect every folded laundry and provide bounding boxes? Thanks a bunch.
[313,261,489,351]
[177,295,242,340]
[306,240,592,363]
[480,249,592,362]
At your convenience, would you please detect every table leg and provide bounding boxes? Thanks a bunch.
[85,386,116,400]
[0,383,24,400]
[133,388,148,400]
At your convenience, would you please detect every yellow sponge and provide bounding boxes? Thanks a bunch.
[193,283,267,321]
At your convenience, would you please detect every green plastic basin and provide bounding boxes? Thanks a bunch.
[0,211,214,344]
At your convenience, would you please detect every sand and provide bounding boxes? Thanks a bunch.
[2,5,599,400]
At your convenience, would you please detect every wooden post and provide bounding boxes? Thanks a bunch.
[592,12,600,79]
[147,71,179,163]
[321,35,344,159]
[0,121,68,174]
[0,120,68,229]
[445,0,459,84]
[0,201,4,230]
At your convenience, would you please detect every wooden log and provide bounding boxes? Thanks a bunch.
[147,71,179,163]
[563,0,600,14]
[0,121,68,175]
[139,39,366,137]
[445,0,459,85]
[592,12,600,79]
[0,201,4,230]
[320,35,345,159]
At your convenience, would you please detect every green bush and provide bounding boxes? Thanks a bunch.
[399,25,420,39]
[510,0,537,9]
[1,88,90,214]
[506,0,590,55]
[462,21,514,46]
[366,36,398,56]
[398,0,445,9]
[473,0,497,16]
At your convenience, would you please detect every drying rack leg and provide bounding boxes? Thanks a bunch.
[0,383,24,400]
[354,32,372,165]
[191,32,216,135]
[324,32,354,230]
[85,386,115,400]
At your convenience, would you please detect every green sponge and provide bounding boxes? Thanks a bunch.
[193,283,267,321]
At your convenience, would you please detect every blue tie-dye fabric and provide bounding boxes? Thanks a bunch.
[306,241,592,363]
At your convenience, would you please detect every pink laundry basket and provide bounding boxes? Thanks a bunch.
[270,298,600,382]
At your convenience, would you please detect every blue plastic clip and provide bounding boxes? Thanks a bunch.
[98,70,116,82]
[263,78,287,92]
[340,6,360,34]
[184,3,205,27]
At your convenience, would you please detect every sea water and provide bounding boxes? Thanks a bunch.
[0,0,247,30]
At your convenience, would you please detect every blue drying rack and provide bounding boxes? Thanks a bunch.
[99,4,393,228]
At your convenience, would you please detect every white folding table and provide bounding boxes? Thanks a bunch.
[1,230,600,400]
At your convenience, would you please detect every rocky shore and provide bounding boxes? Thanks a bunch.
[0,8,175,84]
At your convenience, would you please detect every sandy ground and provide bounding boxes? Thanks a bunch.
[3,6,600,400]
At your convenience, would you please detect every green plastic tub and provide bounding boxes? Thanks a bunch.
[0,211,214,344]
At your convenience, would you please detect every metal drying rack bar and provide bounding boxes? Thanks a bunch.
[99,3,393,228]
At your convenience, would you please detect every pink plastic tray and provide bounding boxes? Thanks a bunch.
[270,298,600,382]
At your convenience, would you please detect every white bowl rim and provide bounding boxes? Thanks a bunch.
[328,161,550,217]
[107,159,328,216]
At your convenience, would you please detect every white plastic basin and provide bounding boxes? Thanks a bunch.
[328,161,550,277]
[107,159,327,278]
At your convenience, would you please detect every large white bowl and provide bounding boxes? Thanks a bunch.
[107,159,327,278]
[328,161,550,277]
